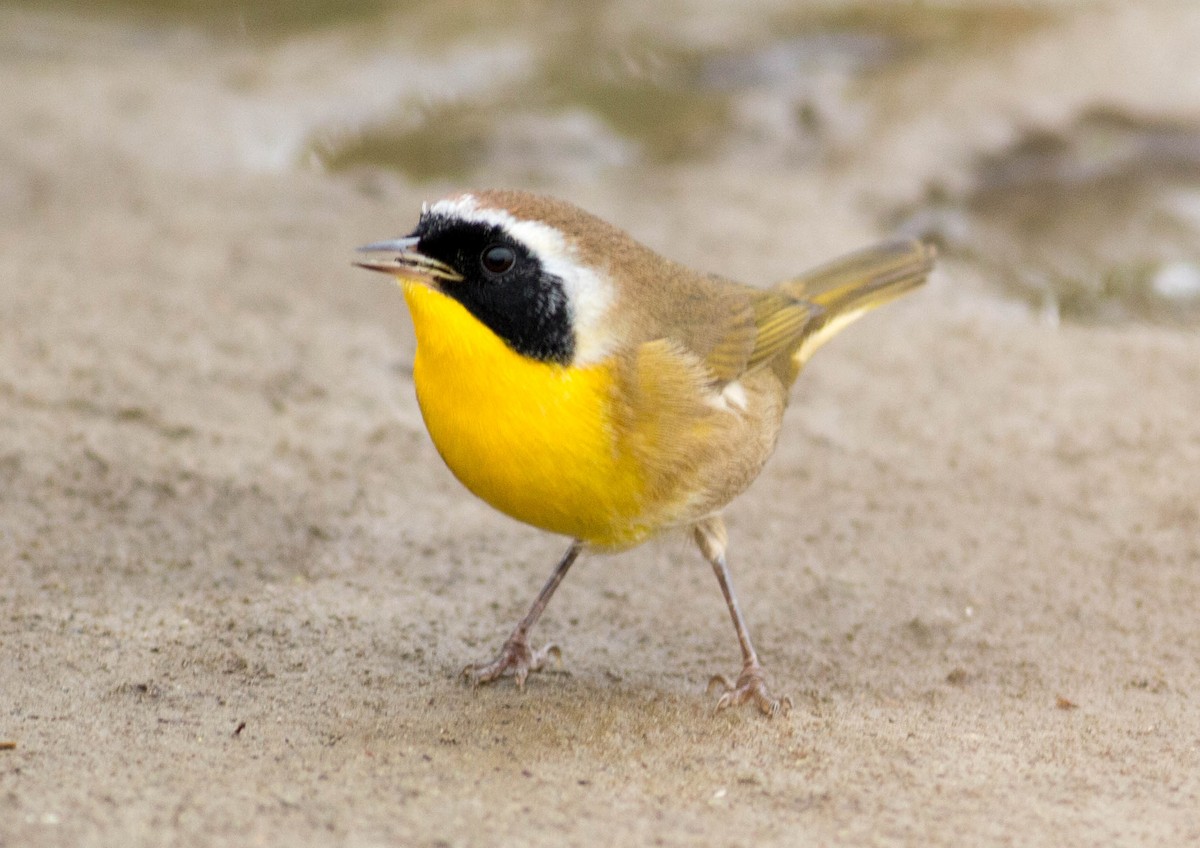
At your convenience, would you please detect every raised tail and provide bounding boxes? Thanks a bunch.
[777,238,936,377]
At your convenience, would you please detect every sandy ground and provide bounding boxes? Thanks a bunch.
[2,5,1200,847]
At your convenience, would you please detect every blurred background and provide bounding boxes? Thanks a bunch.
[5,0,1200,325]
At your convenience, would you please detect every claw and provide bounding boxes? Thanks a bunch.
[462,637,563,689]
[708,664,792,718]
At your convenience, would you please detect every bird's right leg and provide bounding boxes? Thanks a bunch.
[694,517,792,717]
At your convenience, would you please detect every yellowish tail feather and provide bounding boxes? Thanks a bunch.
[777,238,936,376]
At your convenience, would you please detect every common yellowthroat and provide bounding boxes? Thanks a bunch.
[356,190,934,716]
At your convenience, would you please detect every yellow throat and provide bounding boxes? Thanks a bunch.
[402,280,649,548]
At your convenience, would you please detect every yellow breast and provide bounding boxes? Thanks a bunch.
[402,281,651,548]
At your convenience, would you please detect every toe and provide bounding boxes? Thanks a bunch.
[529,642,562,673]
[709,664,791,718]
[461,638,561,689]
[707,674,736,696]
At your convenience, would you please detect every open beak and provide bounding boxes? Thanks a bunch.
[354,236,463,282]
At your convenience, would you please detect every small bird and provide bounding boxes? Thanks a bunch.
[356,190,934,716]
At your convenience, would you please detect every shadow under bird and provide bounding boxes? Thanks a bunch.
[356,190,934,716]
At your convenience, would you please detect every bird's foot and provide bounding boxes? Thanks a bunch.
[708,662,792,718]
[462,636,562,689]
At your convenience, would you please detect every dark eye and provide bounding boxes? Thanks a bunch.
[481,244,516,275]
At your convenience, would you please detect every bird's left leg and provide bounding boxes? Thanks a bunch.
[694,517,792,717]
[462,540,582,689]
